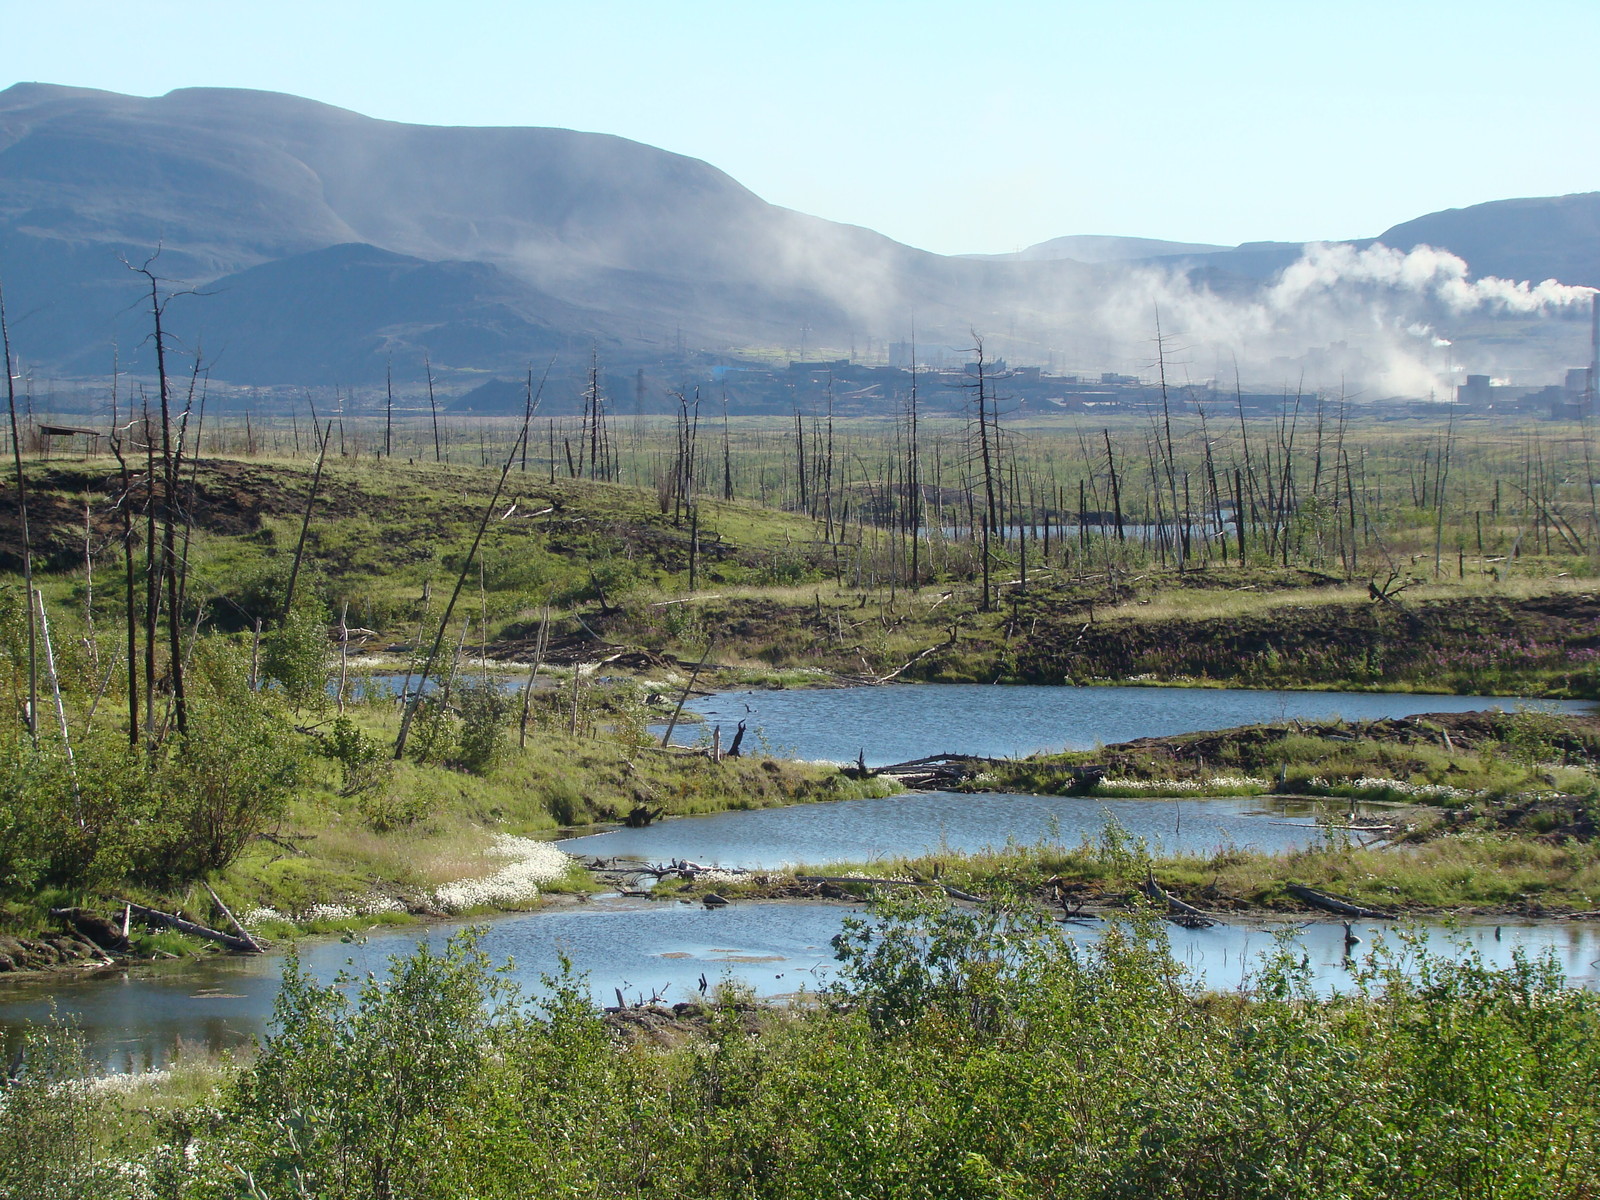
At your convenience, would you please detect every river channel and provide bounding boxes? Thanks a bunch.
[1,684,1593,1070]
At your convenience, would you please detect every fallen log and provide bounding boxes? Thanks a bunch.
[941,884,986,903]
[796,875,985,902]
[871,753,988,789]
[869,755,1105,793]
[1139,877,1221,925]
[117,899,263,953]
[205,884,266,953]
[1285,883,1395,920]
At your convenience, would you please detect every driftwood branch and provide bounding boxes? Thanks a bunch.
[117,898,263,953]
[844,641,945,686]
[1285,883,1395,919]
[796,874,985,902]
[1140,875,1221,926]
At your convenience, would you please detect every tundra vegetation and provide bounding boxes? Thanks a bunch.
[2,379,1600,938]
[6,349,1600,1192]
[6,907,1600,1198]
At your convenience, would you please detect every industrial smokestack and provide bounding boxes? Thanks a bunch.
[1590,292,1598,418]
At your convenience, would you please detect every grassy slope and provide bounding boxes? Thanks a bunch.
[11,454,1600,693]
[4,453,1600,949]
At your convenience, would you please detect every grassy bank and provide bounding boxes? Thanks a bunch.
[0,668,895,960]
[647,707,1600,916]
[672,827,1600,917]
[213,699,896,938]
[975,707,1600,800]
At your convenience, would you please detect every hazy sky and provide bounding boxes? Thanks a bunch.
[4,0,1595,256]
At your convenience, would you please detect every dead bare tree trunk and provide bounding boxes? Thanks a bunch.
[426,355,442,463]
[660,639,714,749]
[395,403,538,759]
[0,277,36,742]
[0,281,37,742]
[283,421,333,620]
[518,605,550,750]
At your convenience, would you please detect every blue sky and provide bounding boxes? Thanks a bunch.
[4,0,1595,255]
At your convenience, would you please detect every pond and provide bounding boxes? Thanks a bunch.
[556,792,1357,869]
[5,900,1598,1072]
[3,682,1591,1072]
[664,684,1589,766]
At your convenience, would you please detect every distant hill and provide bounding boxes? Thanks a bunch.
[965,234,1231,263]
[0,83,1591,393]
[971,197,1600,292]
[1375,193,1600,288]
[0,83,1090,385]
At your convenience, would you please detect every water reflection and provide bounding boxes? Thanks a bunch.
[666,684,1590,766]
[6,901,1599,1071]
[557,792,1354,868]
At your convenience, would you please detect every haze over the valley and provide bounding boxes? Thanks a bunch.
[0,81,1593,404]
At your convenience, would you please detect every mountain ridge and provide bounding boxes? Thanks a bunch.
[0,83,1592,391]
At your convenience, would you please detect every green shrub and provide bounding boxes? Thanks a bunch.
[323,716,393,800]
[260,601,331,710]
[0,1020,123,1200]
[450,678,511,775]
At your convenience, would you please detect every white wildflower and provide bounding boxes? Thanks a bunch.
[302,903,356,923]
[691,869,747,885]
[86,1068,173,1096]
[433,835,574,913]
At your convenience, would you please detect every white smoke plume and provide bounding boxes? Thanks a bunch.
[1069,243,1596,397]
[1269,243,1593,314]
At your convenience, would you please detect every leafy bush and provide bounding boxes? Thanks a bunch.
[260,600,331,710]
[222,931,521,1200]
[828,892,1059,1035]
[0,1019,122,1200]
[0,691,306,892]
[322,716,393,800]
[449,677,511,774]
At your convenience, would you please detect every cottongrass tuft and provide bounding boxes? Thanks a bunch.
[691,869,749,885]
[1095,776,1270,797]
[433,834,575,913]
[302,902,357,923]
[243,895,407,929]
[86,1068,173,1095]
[1308,776,1476,802]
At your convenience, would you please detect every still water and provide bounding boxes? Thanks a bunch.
[5,901,1598,1072]
[2,683,1592,1070]
[557,792,1349,868]
[667,684,1590,766]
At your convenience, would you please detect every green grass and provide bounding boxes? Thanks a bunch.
[738,826,1600,914]
[188,694,899,935]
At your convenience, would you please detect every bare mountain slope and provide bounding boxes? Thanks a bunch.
[0,83,1591,391]
[1375,193,1600,289]
[0,83,1094,383]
